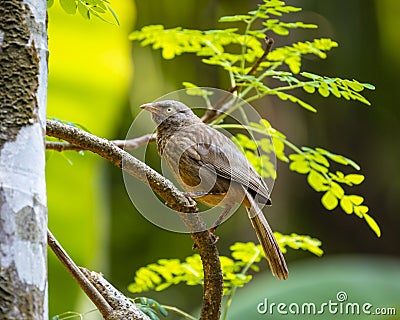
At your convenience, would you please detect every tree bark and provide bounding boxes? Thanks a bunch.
[0,0,48,319]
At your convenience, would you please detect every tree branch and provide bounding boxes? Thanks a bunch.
[47,229,114,319]
[46,120,194,212]
[46,120,223,320]
[46,133,156,152]
[48,229,151,320]
[80,268,151,320]
[191,231,223,319]
[201,37,274,123]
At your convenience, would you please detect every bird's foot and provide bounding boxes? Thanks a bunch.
[192,229,219,250]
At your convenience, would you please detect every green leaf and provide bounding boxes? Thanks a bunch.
[289,158,310,174]
[77,0,89,19]
[162,44,178,59]
[236,134,258,150]
[315,147,361,170]
[219,15,251,22]
[271,91,317,112]
[362,83,376,90]
[281,21,317,30]
[182,82,213,97]
[91,7,106,14]
[330,82,341,97]
[330,182,345,198]
[269,39,338,73]
[321,191,338,210]
[363,213,381,237]
[303,84,316,93]
[259,138,274,153]
[155,282,172,291]
[94,0,107,10]
[345,174,365,185]
[272,137,289,162]
[107,5,120,26]
[136,297,170,320]
[245,151,276,179]
[346,80,364,92]
[276,233,324,257]
[307,170,328,192]
[297,99,317,112]
[306,150,330,167]
[318,82,330,97]
[230,242,262,264]
[60,0,77,14]
[271,25,289,36]
[129,236,323,297]
[301,71,321,80]
[158,305,169,317]
[299,73,374,106]
[340,196,353,214]
[353,205,369,219]
[309,161,329,173]
[348,195,364,205]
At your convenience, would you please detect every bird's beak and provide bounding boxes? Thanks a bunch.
[140,103,158,113]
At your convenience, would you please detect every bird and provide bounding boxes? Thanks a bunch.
[140,99,288,280]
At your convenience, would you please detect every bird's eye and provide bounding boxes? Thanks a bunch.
[166,107,173,113]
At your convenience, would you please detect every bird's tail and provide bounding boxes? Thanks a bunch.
[244,189,288,280]
[248,209,288,280]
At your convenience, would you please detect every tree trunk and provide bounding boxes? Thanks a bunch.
[0,0,48,318]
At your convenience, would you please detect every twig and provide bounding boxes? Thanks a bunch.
[80,268,151,320]
[48,229,151,319]
[161,305,197,320]
[47,229,114,319]
[112,133,156,150]
[46,120,195,213]
[46,141,85,152]
[246,37,274,78]
[46,133,156,152]
[46,120,223,320]
[201,37,274,123]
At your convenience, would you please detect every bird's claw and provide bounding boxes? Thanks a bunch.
[210,232,219,244]
[164,196,197,211]
[192,229,219,250]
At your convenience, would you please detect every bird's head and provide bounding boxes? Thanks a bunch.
[140,100,200,126]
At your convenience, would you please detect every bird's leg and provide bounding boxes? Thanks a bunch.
[189,193,232,250]
[183,191,232,233]
[196,205,232,248]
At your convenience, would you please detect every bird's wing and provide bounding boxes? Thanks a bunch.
[185,125,271,201]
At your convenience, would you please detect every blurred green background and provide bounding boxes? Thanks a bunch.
[46,0,400,319]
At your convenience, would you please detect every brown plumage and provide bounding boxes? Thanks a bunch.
[141,100,288,280]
